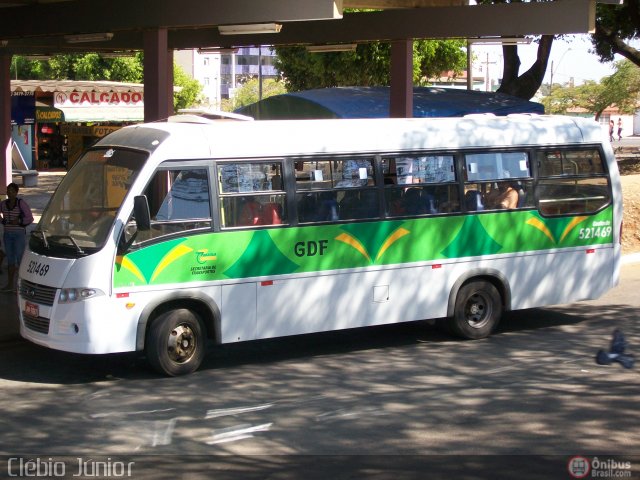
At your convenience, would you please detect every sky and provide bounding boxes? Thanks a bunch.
[472,34,622,87]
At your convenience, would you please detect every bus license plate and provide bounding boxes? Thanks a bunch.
[24,302,39,318]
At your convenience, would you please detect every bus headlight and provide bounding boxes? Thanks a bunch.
[59,288,104,303]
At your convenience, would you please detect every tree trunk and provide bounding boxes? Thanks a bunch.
[497,35,554,100]
[595,23,640,68]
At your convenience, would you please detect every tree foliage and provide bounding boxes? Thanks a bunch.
[540,60,640,119]
[11,53,145,82]
[592,0,640,68]
[273,40,466,91]
[231,78,287,109]
[173,63,204,111]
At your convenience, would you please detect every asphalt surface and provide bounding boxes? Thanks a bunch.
[0,263,638,479]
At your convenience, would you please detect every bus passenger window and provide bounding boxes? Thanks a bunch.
[383,155,458,218]
[536,149,609,216]
[129,168,212,244]
[218,161,287,228]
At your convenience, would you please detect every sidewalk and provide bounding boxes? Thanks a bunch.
[0,172,65,343]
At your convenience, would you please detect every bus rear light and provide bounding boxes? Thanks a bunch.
[432,264,442,269]
[116,293,130,298]
[586,248,596,254]
[261,280,274,286]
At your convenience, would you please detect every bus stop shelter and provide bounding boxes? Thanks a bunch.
[0,0,602,193]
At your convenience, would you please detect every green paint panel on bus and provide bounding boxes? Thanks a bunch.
[113,207,614,288]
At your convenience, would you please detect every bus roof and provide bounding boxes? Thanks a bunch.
[97,114,605,160]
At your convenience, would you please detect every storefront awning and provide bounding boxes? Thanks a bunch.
[57,106,144,123]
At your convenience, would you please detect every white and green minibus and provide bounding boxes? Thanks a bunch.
[18,114,622,375]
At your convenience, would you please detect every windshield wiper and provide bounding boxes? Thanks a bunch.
[62,235,85,254]
[32,228,50,249]
[48,234,85,254]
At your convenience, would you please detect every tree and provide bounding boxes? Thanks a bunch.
[540,60,640,119]
[497,35,554,100]
[231,78,287,109]
[11,53,145,82]
[173,64,204,111]
[273,40,466,91]
[592,0,640,68]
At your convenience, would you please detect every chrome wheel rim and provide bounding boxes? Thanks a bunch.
[167,323,196,364]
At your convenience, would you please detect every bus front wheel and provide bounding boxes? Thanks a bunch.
[450,280,502,339]
[146,308,206,376]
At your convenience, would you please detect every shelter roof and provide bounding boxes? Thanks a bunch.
[10,79,144,93]
[236,86,545,120]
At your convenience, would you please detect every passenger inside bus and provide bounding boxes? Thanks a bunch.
[485,182,519,209]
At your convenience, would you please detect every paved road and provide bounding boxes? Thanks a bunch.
[0,264,638,479]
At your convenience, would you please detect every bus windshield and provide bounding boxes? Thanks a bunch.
[30,147,147,256]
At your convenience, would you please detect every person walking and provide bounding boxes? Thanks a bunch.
[617,118,623,141]
[609,120,615,142]
[0,183,34,292]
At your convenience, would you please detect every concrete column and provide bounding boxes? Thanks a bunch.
[389,39,413,118]
[143,28,173,122]
[0,53,11,194]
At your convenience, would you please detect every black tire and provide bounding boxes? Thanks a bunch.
[450,280,502,339]
[146,308,206,376]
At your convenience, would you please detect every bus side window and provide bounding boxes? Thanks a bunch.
[128,168,212,244]
[536,149,609,216]
[218,161,287,228]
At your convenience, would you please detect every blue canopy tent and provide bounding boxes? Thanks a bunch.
[236,86,544,119]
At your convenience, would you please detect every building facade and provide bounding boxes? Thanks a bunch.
[175,47,278,110]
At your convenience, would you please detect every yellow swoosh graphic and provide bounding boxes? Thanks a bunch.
[376,227,410,261]
[117,256,146,284]
[151,244,194,282]
[526,218,556,243]
[335,233,371,262]
[560,216,588,242]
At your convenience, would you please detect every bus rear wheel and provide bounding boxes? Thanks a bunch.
[146,308,206,376]
[450,280,502,339]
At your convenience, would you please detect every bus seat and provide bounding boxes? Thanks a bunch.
[422,192,438,214]
[318,198,339,221]
[339,191,360,219]
[516,184,527,208]
[238,198,263,226]
[297,194,317,222]
[358,189,379,218]
[404,188,423,215]
[262,202,283,225]
[465,190,484,211]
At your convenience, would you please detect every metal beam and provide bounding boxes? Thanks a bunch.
[344,0,466,7]
[0,0,595,54]
[390,40,413,118]
[166,0,595,49]
[0,0,343,39]
[0,53,11,193]
[143,29,173,122]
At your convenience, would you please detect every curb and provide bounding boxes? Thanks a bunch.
[622,252,640,265]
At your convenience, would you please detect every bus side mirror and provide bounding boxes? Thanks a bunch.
[133,195,151,231]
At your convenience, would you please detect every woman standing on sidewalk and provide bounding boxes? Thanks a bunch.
[1,183,33,292]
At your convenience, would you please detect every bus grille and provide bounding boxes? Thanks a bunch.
[23,314,50,334]
[19,280,57,306]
